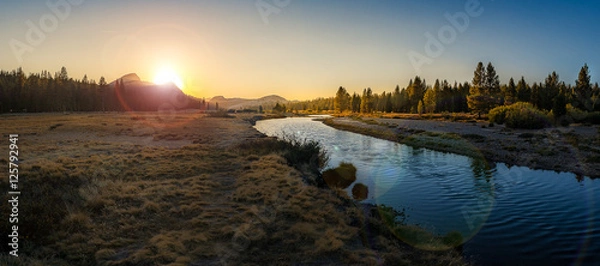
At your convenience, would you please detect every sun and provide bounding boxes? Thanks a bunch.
[153,67,184,89]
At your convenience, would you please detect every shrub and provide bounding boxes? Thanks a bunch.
[488,105,509,124]
[279,135,329,172]
[567,104,587,122]
[488,102,551,129]
[323,162,357,189]
[236,136,329,171]
[351,183,369,200]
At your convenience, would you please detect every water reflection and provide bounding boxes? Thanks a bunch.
[255,117,600,265]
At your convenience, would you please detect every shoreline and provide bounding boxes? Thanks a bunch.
[322,116,600,178]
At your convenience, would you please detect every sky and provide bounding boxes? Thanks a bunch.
[1,0,599,100]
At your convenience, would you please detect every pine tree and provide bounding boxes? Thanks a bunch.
[441,80,453,112]
[530,82,541,108]
[574,64,593,111]
[432,79,442,112]
[408,76,426,113]
[552,83,567,117]
[351,93,361,113]
[468,62,500,118]
[422,88,436,114]
[516,76,531,103]
[539,71,560,111]
[360,88,374,113]
[504,77,517,105]
[334,86,351,113]
[384,92,393,113]
[392,85,401,112]
[58,66,68,81]
[484,62,501,98]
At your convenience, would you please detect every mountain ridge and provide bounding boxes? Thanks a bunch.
[106,73,198,111]
[208,95,288,110]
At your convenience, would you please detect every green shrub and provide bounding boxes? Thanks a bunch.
[488,102,550,129]
[488,105,509,124]
[567,104,587,122]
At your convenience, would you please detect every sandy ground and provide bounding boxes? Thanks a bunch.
[327,117,600,178]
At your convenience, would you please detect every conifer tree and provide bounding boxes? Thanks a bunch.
[574,63,593,111]
[553,83,567,117]
[467,62,500,117]
[334,86,351,113]
[516,76,531,103]
[504,77,517,105]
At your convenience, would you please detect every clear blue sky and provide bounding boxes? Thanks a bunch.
[1,0,598,100]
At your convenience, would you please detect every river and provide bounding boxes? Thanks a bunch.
[255,116,600,266]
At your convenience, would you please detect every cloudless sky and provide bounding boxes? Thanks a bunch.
[1,0,599,100]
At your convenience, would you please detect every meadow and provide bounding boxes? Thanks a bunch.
[0,112,466,265]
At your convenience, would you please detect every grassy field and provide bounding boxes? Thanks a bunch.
[0,112,466,265]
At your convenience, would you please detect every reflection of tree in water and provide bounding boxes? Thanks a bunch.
[375,204,464,251]
[460,157,496,242]
[471,157,493,183]
[471,157,496,198]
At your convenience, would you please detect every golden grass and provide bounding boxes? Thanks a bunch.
[0,113,467,265]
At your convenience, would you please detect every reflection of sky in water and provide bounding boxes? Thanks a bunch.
[255,117,600,266]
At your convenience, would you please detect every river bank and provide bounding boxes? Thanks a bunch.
[322,116,600,178]
[0,112,466,265]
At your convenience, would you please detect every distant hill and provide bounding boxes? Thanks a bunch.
[208,95,287,110]
[109,73,199,111]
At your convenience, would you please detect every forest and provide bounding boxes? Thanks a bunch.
[1,63,599,121]
[290,63,600,123]
[0,67,203,113]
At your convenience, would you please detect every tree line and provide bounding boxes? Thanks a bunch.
[317,62,598,117]
[0,67,203,113]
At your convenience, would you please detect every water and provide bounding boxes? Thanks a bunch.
[255,117,600,266]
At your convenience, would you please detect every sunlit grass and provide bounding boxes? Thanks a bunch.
[0,113,467,265]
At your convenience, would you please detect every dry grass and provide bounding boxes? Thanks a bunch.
[0,112,467,265]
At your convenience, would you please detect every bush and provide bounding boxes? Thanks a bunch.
[583,112,600,125]
[565,105,600,125]
[567,104,587,122]
[488,105,509,124]
[488,102,551,129]
[351,183,369,200]
[236,136,329,171]
[323,162,357,189]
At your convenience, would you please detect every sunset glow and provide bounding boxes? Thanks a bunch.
[153,67,184,89]
[0,0,598,100]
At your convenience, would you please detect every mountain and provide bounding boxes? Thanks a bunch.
[208,95,288,110]
[109,73,199,111]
